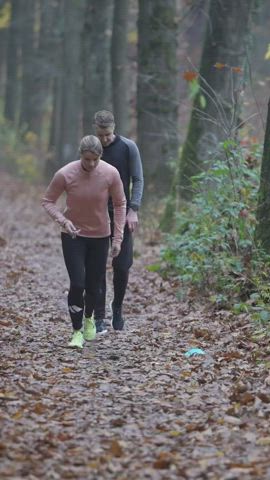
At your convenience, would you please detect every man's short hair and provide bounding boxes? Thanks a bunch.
[93,110,115,128]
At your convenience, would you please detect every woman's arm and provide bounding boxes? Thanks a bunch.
[109,169,127,250]
[41,171,67,228]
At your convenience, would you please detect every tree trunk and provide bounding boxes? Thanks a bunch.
[111,0,130,135]
[28,0,58,137]
[82,0,113,134]
[46,0,84,178]
[19,0,36,132]
[255,98,270,251]
[48,0,63,158]
[137,0,179,194]
[0,0,8,97]
[4,0,21,122]
[178,0,255,200]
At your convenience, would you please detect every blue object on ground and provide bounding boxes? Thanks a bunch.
[184,348,206,357]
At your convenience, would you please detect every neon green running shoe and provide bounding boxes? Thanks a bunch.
[68,330,84,349]
[83,317,96,341]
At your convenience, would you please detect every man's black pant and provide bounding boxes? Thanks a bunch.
[61,233,109,330]
[94,214,133,320]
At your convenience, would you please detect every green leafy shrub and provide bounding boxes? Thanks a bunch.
[161,140,270,318]
[0,108,42,182]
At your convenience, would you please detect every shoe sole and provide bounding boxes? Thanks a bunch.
[83,337,96,341]
[112,325,124,331]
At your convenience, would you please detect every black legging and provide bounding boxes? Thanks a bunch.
[94,220,133,319]
[61,233,109,330]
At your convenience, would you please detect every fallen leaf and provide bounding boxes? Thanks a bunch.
[109,440,123,457]
[214,62,226,69]
[183,70,198,82]
[256,436,270,446]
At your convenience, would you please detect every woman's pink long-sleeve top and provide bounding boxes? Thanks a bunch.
[42,160,126,245]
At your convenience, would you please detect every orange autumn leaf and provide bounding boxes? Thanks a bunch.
[214,62,226,69]
[231,66,243,73]
[183,70,198,82]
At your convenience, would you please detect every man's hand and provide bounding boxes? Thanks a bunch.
[111,243,121,258]
[126,208,138,232]
[63,220,80,238]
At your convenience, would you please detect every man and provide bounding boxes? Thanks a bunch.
[93,110,144,333]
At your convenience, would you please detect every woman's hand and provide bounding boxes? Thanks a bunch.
[64,220,80,238]
[111,243,121,258]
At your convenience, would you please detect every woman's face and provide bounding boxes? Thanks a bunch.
[80,151,100,172]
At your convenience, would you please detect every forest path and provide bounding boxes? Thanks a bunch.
[0,174,270,480]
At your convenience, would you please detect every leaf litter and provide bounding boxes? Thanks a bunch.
[0,173,270,479]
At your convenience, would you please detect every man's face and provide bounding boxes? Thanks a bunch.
[81,151,100,172]
[95,125,115,147]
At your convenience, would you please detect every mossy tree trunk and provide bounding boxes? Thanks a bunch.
[137,0,179,195]
[178,0,254,200]
[161,0,255,231]
[255,98,270,252]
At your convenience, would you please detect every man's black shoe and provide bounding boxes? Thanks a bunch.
[111,302,124,331]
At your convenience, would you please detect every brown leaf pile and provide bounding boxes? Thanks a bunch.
[0,173,270,479]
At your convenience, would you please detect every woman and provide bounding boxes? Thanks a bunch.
[42,135,126,348]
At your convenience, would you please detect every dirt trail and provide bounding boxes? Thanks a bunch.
[0,174,270,480]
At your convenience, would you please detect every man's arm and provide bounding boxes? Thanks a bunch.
[122,137,144,231]
[122,137,144,211]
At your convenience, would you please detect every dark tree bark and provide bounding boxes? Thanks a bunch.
[4,0,21,122]
[29,0,59,137]
[111,0,130,135]
[137,0,179,194]
[0,0,8,97]
[255,98,270,251]
[57,0,84,166]
[19,0,36,131]
[48,0,64,162]
[178,0,255,200]
[82,0,113,134]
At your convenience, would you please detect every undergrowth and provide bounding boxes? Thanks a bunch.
[156,140,270,332]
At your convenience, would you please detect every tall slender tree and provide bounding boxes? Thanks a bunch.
[0,1,9,97]
[137,0,179,194]
[82,0,113,133]
[29,0,59,137]
[48,0,64,168]
[4,0,21,122]
[19,0,36,131]
[178,0,255,200]
[255,97,270,251]
[51,0,84,170]
[111,0,130,135]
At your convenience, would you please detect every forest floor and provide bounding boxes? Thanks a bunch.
[0,173,270,480]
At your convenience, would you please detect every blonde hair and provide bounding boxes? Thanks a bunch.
[79,135,102,156]
[93,110,115,128]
